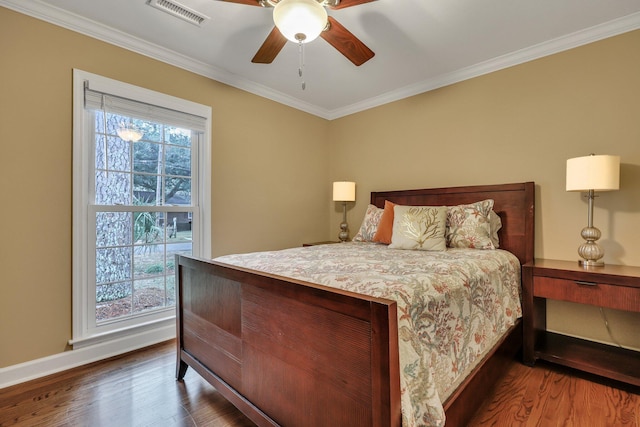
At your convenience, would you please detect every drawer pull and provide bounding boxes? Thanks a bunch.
[574,280,597,287]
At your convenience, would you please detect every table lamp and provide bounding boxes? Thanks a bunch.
[333,181,356,242]
[566,154,620,267]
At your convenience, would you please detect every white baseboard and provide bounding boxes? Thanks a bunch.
[0,324,175,389]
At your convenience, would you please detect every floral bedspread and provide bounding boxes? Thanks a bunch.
[215,242,522,427]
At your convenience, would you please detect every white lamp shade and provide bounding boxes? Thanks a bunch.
[273,0,328,43]
[333,181,356,201]
[566,154,620,192]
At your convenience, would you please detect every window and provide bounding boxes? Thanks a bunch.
[72,70,211,348]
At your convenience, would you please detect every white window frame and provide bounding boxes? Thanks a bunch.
[71,69,211,349]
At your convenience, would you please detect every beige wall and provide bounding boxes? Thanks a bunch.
[1,6,639,368]
[0,8,329,367]
[329,30,640,350]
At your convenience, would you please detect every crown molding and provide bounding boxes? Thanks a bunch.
[0,0,331,118]
[2,0,639,120]
[329,11,640,120]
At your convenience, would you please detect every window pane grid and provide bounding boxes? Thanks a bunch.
[91,108,194,324]
[94,115,193,208]
[94,207,192,324]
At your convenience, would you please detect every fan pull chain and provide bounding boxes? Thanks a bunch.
[298,41,306,90]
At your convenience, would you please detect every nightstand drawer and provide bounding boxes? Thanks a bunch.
[533,276,640,312]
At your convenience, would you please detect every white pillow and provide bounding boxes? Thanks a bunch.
[389,205,447,251]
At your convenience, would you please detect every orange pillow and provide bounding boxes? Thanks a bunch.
[373,200,395,244]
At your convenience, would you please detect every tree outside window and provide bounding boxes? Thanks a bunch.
[93,112,195,323]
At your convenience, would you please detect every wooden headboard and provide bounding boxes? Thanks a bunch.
[371,182,535,265]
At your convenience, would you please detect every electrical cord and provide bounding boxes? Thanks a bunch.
[598,307,625,348]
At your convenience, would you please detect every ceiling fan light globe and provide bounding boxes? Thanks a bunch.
[273,0,328,43]
[117,123,143,142]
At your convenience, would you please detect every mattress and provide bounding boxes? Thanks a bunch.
[215,242,522,427]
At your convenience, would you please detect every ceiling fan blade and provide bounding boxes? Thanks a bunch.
[218,0,262,6]
[329,0,375,10]
[320,16,374,66]
[252,27,288,64]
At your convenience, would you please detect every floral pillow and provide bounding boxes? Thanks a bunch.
[389,205,447,251]
[352,204,384,242]
[446,199,495,249]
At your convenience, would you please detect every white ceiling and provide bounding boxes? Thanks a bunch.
[4,0,640,119]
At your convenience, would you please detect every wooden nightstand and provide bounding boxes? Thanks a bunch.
[302,241,340,247]
[522,259,640,387]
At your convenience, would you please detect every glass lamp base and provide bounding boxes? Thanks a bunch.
[577,226,605,268]
[579,259,604,267]
[338,221,349,242]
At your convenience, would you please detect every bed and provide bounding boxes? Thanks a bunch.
[175,182,535,426]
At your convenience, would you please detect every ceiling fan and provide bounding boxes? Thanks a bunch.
[219,0,376,66]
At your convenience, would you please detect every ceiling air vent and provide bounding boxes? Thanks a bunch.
[146,0,210,26]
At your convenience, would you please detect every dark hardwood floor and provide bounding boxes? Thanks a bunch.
[1,340,638,426]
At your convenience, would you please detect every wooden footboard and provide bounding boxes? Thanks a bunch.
[176,182,534,426]
[176,255,402,427]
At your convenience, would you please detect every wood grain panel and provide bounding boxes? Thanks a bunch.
[243,345,372,427]
[232,264,375,321]
[181,266,242,337]
[533,276,640,311]
[178,261,244,390]
[242,285,372,408]
[370,300,401,427]
[528,259,640,288]
[182,315,242,390]
[183,310,242,360]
